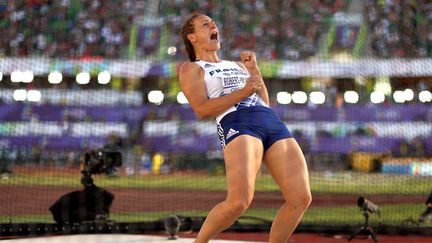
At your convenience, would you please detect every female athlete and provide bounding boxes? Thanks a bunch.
[179,14,312,243]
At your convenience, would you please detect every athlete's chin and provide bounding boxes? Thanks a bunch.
[209,43,221,51]
[207,41,220,48]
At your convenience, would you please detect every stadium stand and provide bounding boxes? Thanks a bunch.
[1,0,431,59]
[364,0,432,58]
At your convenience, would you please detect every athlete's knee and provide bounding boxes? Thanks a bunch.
[302,190,312,210]
[229,200,250,216]
[286,190,312,212]
[226,195,253,215]
[299,190,312,211]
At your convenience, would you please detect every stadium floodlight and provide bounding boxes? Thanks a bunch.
[22,71,34,83]
[13,89,27,101]
[148,90,164,105]
[370,91,385,104]
[276,91,291,104]
[403,89,414,102]
[27,90,41,102]
[98,71,111,84]
[48,71,63,84]
[309,91,325,104]
[176,92,188,104]
[393,90,405,103]
[76,72,90,84]
[344,91,359,104]
[11,71,23,83]
[292,91,307,104]
[419,90,432,103]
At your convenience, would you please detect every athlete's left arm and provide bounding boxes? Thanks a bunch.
[237,51,270,106]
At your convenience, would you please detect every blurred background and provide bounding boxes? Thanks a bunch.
[0,0,432,237]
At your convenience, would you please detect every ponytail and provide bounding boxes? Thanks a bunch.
[181,14,202,62]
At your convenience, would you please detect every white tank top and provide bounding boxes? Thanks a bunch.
[195,60,267,123]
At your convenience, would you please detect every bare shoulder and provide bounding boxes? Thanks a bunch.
[179,61,202,79]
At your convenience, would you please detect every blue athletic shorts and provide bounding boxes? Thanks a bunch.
[217,106,292,151]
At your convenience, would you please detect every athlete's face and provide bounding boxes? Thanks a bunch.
[188,15,220,51]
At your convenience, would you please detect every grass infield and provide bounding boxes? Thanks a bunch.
[1,169,430,225]
[2,204,431,227]
[1,170,430,195]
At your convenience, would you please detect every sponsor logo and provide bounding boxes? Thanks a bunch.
[226,128,239,139]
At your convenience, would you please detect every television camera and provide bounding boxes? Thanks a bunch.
[50,146,122,224]
[419,191,432,223]
[80,148,122,187]
[348,197,379,243]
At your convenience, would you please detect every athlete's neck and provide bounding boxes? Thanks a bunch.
[195,51,221,63]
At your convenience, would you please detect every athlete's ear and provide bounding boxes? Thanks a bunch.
[187,33,197,43]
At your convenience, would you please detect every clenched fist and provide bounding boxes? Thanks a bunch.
[240,51,258,71]
[239,51,269,105]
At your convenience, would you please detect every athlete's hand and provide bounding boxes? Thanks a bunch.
[243,75,263,95]
[240,50,263,77]
[240,51,258,70]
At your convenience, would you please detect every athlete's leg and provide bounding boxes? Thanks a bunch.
[263,138,312,243]
[195,135,264,243]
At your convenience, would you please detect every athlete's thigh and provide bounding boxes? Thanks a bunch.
[223,135,264,201]
[263,138,310,200]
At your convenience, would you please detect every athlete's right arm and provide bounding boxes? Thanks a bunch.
[179,62,261,120]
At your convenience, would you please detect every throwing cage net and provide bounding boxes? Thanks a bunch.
[0,0,432,238]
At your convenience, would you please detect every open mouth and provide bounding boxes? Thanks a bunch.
[210,33,218,42]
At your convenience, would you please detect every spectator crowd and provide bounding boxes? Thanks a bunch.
[365,0,432,58]
[0,0,431,60]
[0,0,142,58]
[161,0,348,60]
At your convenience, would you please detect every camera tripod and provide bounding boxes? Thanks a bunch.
[348,211,378,243]
[81,170,96,187]
[49,167,115,224]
